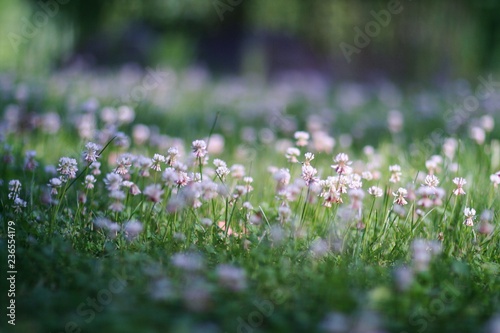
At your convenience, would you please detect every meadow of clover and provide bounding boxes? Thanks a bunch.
[0,67,499,333]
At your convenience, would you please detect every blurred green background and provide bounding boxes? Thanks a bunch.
[1,0,499,82]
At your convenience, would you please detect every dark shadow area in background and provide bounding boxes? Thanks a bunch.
[20,0,500,85]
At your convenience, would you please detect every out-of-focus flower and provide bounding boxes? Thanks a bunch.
[388,110,404,133]
[90,161,101,176]
[480,114,495,132]
[470,126,486,145]
[104,173,123,191]
[411,238,441,272]
[393,266,414,292]
[166,147,179,166]
[216,264,246,292]
[144,184,165,203]
[115,153,133,175]
[123,180,141,195]
[361,171,373,180]
[48,177,62,195]
[463,207,476,227]
[389,165,402,183]
[393,187,408,206]
[117,105,135,124]
[424,174,440,188]
[285,147,301,163]
[171,252,205,272]
[124,220,143,241]
[24,150,38,171]
[108,190,126,212]
[273,168,291,195]
[452,177,467,195]
[348,173,362,189]
[332,153,352,175]
[192,140,208,158]
[443,138,458,160]
[83,142,101,163]
[301,164,318,186]
[368,186,383,197]
[230,164,245,179]
[12,197,27,213]
[151,153,166,172]
[278,205,292,223]
[304,152,314,165]
[8,179,22,200]
[207,134,225,155]
[478,211,494,235]
[132,124,151,145]
[84,175,96,189]
[294,131,310,147]
[57,157,78,181]
[490,171,500,187]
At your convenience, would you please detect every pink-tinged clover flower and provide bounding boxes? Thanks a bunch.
[452,177,467,196]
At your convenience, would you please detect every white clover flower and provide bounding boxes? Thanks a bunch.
[83,142,101,163]
[490,172,500,187]
[331,153,352,175]
[213,158,227,168]
[348,173,363,189]
[301,164,318,186]
[192,139,207,158]
[215,166,230,181]
[115,153,133,175]
[84,175,96,189]
[151,153,166,172]
[48,177,62,195]
[166,147,179,166]
[57,157,78,181]
[463,207,476,227]
[452,177,467,196]
[8,179,22,200]
[304,152,314,165]
[424,174,440,188]
[368,186,383,197]
[393,187,408,206]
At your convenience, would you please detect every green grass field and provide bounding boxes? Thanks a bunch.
[0,69,499,333]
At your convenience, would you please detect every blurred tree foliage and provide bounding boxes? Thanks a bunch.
[2,0,499,81]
